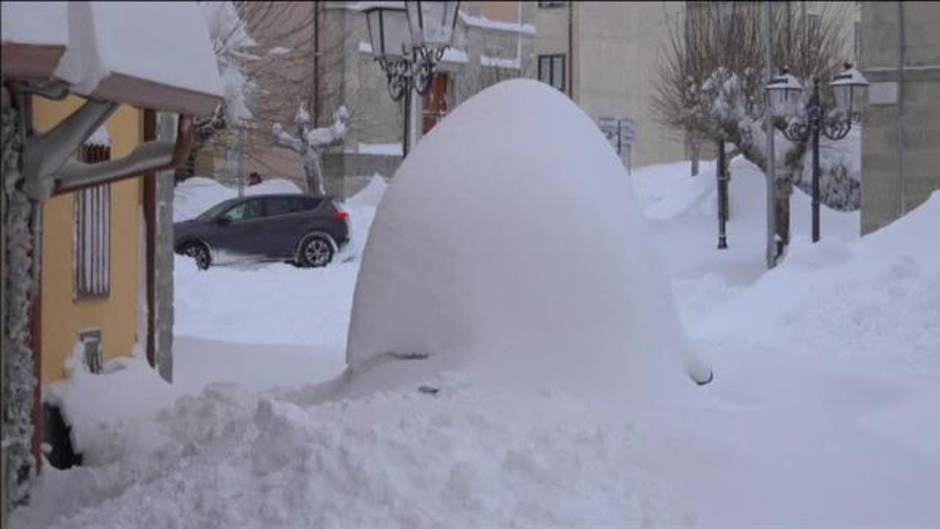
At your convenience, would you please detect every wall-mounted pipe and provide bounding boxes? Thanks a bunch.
[895,0,906,216]
[568,0,574,97]
[55,115,193,195]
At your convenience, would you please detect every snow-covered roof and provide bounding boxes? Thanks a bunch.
[830,64,869,87]
[0,2,69,79]
[1,2,69,47]
[767,70,803,92]
[459,12,535,35]
[441,47,468,64]
[2,2,223,116]
[83,125,111,148]
[480,54,520,69]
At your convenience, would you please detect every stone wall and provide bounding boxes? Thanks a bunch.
[860,2,940,234]
[322,152,401,199]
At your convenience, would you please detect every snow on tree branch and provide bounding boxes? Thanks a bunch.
[272,104,349,196]
[200,1,256,126]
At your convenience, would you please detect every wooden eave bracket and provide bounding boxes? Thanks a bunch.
[20,96,193,201]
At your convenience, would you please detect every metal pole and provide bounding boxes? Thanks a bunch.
[402,87,411,158]
[236,127,246,198]
[764,0,777,268]
[896,0,906,217]
[811,80,821,243]
[717,140,728,249]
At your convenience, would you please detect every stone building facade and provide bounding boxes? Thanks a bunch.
[859,1,940,234]
[535,1,860,172]
[242,1,536,198]
[535,1,686,170]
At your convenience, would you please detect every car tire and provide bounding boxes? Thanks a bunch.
[298,234,335,268]
[181,242,211,270]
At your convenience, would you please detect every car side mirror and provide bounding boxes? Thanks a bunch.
[215,217,231,226]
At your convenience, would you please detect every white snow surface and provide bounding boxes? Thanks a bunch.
[82,125,110,147]
[358,142,404,156]
[345,80,712,398]
[479,54,521,69]
[441,47,469,64]
[459,11,536,35]
[172,175,382,347]
[53,2,223,100]
[12,84,940,528]
[1,1,68,47]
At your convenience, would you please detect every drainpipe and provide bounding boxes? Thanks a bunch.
[568,0,574,98]
[895,0,906,217]
[313,1,320,126]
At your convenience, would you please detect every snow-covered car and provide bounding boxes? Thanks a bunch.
[174,194,349,269]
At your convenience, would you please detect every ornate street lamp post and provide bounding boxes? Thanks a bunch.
[363,1,460,157]
[767,63,868,242]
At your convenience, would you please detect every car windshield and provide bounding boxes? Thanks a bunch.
[196,199,240,221]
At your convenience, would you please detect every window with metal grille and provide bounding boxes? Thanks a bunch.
[79,329,103,374]
[538,54,566,93]
[74,144,111,299]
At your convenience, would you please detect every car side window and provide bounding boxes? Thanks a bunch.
[264,197,293,217]
[298,197,321,211]
[222,200,263,221]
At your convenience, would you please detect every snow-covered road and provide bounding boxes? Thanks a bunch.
[14,160,940,529]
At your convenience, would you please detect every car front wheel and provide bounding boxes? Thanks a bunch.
[182,242,211,270]
[298,234,335,268]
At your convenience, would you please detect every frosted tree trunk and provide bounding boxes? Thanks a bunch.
[273,104,347,196]
[303,152,326,197]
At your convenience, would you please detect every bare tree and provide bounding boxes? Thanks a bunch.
[180,1,353,187]
[651,2,849,251]
[272,104,349,196]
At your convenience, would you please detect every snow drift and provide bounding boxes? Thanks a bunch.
[343,79,712,398]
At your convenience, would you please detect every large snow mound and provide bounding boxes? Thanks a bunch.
[344,79,711,398]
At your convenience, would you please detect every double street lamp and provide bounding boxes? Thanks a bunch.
[766,62,869,242]
[363,1,460,157]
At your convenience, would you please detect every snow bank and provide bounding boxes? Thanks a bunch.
[692,191,940,374]
[632,157,859,287]
[344,173,388,209]
[345,79,712,399]
[19,382,691,529]
[44,347,177,466]
[173,176,302,222]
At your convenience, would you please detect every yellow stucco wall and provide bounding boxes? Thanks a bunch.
[33,96,142,385]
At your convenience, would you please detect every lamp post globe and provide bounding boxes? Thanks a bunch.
[830,62,869,121]
[362,1,461,157]
[766,67,804,118]
[405,1,460,49]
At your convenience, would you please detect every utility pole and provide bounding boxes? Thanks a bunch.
[717,140,728,249]
[235,127,246,197]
